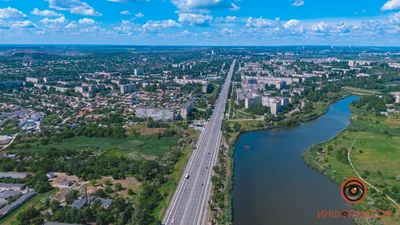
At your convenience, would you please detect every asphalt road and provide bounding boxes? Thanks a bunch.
[163,59,236,225]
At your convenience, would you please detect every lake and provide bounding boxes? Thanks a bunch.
[232,96,359,225]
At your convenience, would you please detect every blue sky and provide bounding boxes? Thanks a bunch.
[0,0,399,45]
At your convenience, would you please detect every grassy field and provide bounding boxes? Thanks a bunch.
[303,107,400,225]
[1,189,58,225]
[342,87,382,95]
[96,176,142,203]
[314,101,329,115]
[23,135,177,158]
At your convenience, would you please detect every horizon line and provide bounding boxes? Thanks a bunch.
[0,44,400,48]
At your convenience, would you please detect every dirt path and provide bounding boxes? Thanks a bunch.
[347,133,400,209]
[1,133,19,150]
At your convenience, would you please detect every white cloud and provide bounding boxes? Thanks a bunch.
[311,21,329,32]
[31,8,62,17]
[389,12,400,25]
[178,13,213,26]
[215,16,237,23]
[359,20,385,34]
[0,7,26,19]
[113,20,141,35]
[0,19,9,29]
[229,3,240,11]
[80,25,101,33]
[171,0,231,11]
[11,20,37,29]
[40,16,68,28]
[65,21,78,29]
[142,19,181,32]
[108,0,149,2]
[48,0,102,16]
[291,0,304,7]
[284,19,300,29]
[181,29,191,35]
[135,13,144,17]
[381,0,400,10]
[309,21,355,35]
[246,17,276,28]
[121,10,131,15]
[78,18,96,25]
[220,27,233,35]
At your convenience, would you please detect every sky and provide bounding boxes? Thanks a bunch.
[0,0,399,46]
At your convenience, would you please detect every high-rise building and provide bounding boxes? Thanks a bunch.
[270,101,281,115]
[135,107,175,121]
[134,69,144,76]
[120,84,136,94]
[26,77,41,83]
[75,86,89,93]
[180,102,194,119]
[202,82,211,94]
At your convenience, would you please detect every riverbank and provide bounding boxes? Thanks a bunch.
[231,96,359,225]
[211,96,350,224]
[303,97,400,225]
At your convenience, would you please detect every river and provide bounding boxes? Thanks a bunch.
[232,96,359,225]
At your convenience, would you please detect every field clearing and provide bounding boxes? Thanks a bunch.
[305,106,400,225]
[23,135,177,158]
[314,101,328,115]
[95,176,141,201]
[342,87,382,95]
[126,124,166,135]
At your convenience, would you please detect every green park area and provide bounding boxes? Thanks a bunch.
[3,123,199,225]
[19,133,177,159]
[342,87,382,95]
[303,99,400,225]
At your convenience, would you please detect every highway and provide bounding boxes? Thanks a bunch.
[163,59,236,225]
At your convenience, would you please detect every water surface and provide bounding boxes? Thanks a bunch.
[233,96,359,225]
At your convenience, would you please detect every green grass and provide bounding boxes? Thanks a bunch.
[314,101,329,115]
[342,87,382,95]
[304,108,400,225]
[1,189,58,225]
[23,135,178,158]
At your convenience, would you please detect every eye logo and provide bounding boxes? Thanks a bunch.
[341,178,367,204]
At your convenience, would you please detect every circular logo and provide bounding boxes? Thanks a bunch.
[340,178,367,204]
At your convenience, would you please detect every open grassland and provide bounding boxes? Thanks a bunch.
[95,176,142,203]
[23,135,177,158]
[304,108,400,225]
[314,101,329,115]
[342,87,382,95]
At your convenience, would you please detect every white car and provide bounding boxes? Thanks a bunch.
[185,174,190,179]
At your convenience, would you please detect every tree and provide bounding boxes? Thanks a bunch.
[232,122,241,132]
[114,183,123,192]
[303,102,315,114]
[105,186,113,193]
[66,190,79,205]
[94,188,107,198]
[51,200,60,212]
[17,207,41,225]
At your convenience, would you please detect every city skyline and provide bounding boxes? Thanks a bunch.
[0,0,399,46]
